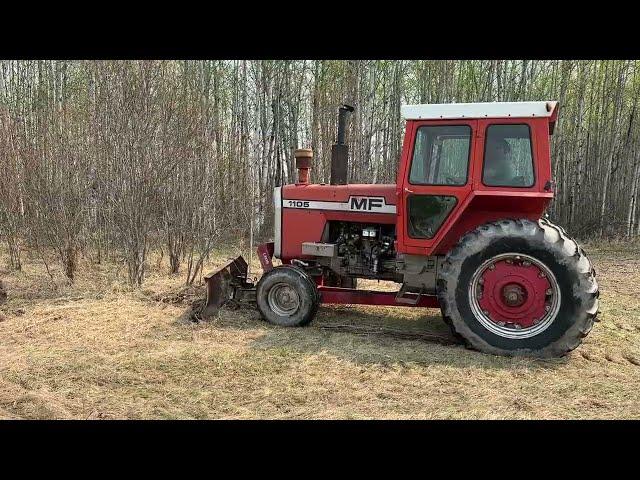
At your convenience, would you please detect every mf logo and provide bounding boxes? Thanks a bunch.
[349,196,385,211]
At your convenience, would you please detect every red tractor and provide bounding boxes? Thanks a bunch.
[204,101,599,357]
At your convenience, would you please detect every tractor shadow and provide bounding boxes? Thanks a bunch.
[188,302,569,371]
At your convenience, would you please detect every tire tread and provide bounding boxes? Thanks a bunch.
[437,218,599,357]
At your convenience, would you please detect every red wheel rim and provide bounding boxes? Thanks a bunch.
[469,253,561,339]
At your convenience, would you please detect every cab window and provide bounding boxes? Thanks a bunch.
[483,124,535,187]
[409,125,471,186]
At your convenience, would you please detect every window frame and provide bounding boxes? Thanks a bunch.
[408,124,473,187]
[481,123,536,188]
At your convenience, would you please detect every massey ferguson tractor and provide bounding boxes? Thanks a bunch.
[203,101,599,357]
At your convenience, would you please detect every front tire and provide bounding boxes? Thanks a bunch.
[257,265,319,327]
[437,218,599,357]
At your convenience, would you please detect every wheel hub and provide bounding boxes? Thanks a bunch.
[469,253,561,339]
[502,283,527,307]
[267,283,300,317]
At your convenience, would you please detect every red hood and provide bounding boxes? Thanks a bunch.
[282,183,397,205]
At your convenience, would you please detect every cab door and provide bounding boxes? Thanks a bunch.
[397,119,477,255]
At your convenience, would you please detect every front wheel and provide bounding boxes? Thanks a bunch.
[256,265,319,327]
[437,218,599,357]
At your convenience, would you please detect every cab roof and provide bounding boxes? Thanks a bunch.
[401,101,559,121]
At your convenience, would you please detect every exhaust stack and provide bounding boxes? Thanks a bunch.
[330,104,355,185]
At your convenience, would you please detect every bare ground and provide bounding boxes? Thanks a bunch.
[0,242,638,419]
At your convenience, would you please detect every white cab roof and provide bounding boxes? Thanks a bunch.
[401,101,558,120]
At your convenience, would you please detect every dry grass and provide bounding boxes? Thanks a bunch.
[0,242,638,419]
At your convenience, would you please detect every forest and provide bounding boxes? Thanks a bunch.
[1,60,639,286]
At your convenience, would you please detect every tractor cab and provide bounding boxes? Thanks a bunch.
[396,101,558,256]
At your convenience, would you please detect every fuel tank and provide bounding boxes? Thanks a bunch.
[275,183,397,261]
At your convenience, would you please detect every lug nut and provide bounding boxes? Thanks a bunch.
[488,264,496,271]
[546,288,553,295]
[522,261,531,267]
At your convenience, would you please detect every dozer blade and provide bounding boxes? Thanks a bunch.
[202,256,249,317]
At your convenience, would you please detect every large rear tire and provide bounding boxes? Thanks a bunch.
[437,218,599,357]
[257,265,319,327]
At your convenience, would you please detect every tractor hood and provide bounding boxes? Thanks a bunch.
[282,183,397,208]
[273,183,397,259]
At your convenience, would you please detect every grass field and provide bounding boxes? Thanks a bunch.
[0,242,638,419]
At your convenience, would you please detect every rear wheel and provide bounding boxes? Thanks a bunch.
[257,265,319,327]
[437,218,599,357]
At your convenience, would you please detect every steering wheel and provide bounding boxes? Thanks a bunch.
[445,176,464,185]
[408,215,433,238]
